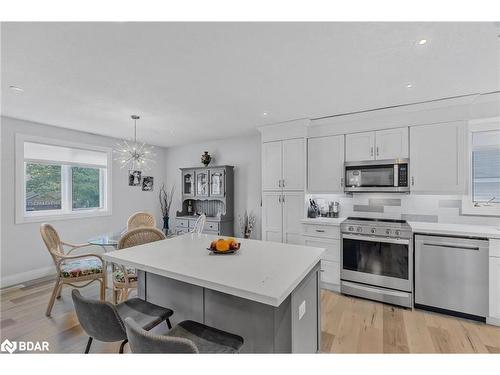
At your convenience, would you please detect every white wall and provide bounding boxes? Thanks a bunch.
[164,134,262,239]
[0,116,167,287]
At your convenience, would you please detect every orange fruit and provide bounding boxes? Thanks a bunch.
[215,239,230,252]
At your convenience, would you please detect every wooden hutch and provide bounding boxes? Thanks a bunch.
[175,165,234,236]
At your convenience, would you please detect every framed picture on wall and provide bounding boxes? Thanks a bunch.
[142,176,154,191]
[128,170,142,186]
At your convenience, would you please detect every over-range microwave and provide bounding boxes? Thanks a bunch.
[344,158,409,193]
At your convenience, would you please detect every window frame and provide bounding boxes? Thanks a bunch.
[462,117,500,217]
[16,134,113,224]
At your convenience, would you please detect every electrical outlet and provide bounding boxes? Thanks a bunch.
[298,300,306,320]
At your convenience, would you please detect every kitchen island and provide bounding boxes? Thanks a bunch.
[103,233,324,353]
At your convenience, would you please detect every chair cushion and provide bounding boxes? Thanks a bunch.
[167,320,244,353]
[116,298,173,331]
[60,258,103,278]
[112,267,137,283]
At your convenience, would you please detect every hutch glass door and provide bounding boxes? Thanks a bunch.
[196,170,209,197]
[182,170,195,197]
[210,169,225,197]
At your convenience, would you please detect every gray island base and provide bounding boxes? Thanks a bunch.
[137,262,321,353]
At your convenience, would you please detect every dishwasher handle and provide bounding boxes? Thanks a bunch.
[423,242,480,251]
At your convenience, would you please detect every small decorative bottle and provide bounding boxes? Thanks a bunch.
[187,200,193,215]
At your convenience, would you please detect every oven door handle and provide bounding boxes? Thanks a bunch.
[342,233,410,245]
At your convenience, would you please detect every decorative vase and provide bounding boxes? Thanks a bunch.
[201,151,211,166]
[163,216,169,235]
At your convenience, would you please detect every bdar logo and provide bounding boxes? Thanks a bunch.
[1,339,17,354]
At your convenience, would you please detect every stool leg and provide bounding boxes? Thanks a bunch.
[85,337,93,354]
[119,339,128,354]
[166,318,172,330]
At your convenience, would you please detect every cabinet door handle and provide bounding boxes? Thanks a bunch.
[340,177,344,187]
[282,179,285,188]
[282,194,285,203]
[411,176,414,186]
[376,146,379,157]
[278,195,281,203]
[315,229,325,233]
[370,147,374,157]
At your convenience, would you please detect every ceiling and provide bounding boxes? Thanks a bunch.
[1,22,499,147]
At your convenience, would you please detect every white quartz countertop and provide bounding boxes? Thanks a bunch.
[301,217,346,226]
[408,222,500,239]
[103,233,324,307]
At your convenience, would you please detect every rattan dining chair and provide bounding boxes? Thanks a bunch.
[190,214,206,234]
[127,212,156,231]
[40,223,106,317]
[112,227,166,304]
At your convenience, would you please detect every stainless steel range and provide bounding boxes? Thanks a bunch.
[340,217,413,308]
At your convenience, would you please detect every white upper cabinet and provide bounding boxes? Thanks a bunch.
[262,138,305,191]
[261,191,283,243]
[282,138,305,190]
[375,127,409,160]
[307,135,344,193]
[345,132,375,162]
[410,121,465,193]
[345,127,408,162]
[262,141,282,191]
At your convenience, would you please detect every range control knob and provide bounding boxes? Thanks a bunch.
[395,230,401,237]
[356,227,362,232]
[371,228,376,234]
[348,226,354,232]
[385,229,391,235]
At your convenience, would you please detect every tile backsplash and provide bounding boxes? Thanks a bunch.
[307,193,500,226]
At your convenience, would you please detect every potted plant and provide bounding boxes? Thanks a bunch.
[159,183,175,235]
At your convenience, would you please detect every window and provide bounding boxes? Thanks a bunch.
[463,118,500,216]
[16,135,112,223]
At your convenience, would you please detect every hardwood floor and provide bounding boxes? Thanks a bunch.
[1,278,499,353]
[320,290,500,353]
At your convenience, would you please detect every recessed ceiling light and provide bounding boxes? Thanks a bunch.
[9,85,24,93]
[406,83,413,89]
[417,39,427,45]
[262,112,268,117]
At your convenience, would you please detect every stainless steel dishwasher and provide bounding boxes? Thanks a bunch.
[414,234,488,321]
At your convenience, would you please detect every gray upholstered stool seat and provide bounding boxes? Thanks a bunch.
[125,317,244,353]
[116,298,172,331]
[72,290,173,353]
[167,320,244,353]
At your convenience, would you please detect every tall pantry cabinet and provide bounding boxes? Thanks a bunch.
[260,121,306,244]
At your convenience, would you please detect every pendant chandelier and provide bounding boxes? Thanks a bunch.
[114,115,155,171]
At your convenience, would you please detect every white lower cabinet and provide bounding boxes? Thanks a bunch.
[262,192,283,242]
[320,260,341,287]
[488,239,500,326]
[302,223,341,292]
[283,192,304,245]
[262,191,304,244]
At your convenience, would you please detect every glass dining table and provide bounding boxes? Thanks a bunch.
[87,230,124,252]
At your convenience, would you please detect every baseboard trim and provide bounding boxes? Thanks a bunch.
[321,281,340,293]
[1,265,56,288]
[487,316,500,327]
